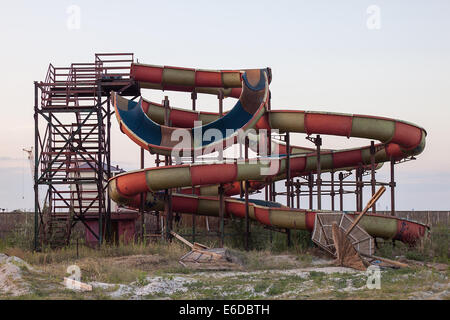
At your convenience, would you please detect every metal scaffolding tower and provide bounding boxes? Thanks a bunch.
[33,53,139,249]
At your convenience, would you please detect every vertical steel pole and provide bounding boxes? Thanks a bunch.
[218,90,225,246]
[370,141,376,213]
[286,133,291,207]
[140,148,145,241]
[97,82,103,245]
[266,92,272,244]
[191,91,197,242]
[244,136,250,250]
[34,82,39,250]
[296,179,300,209]
[163,96,172,241]
[355,167,360,212]
[308,172,313,210]
[331,171,335,211]
[106,96,112,242]
[359,164,363,212]
[155,154,162,240]
[390,158,396,216]
[315,135,322,210]
[218,90,224,162]
[267,91,272,201]
[339,172,344,211]
[218,184,225,247]
[285,132,291,247]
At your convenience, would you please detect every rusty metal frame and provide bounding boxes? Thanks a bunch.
[33,53,137,249]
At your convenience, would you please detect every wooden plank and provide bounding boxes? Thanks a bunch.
[192,248,224,260]
[193,242,209,250]
[346,186,386,236]
[170,231,194,248]
[360,253,408,268]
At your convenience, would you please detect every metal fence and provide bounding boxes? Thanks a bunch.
[377,211,449,226]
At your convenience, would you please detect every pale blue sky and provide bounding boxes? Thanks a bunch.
[0,0,449,211]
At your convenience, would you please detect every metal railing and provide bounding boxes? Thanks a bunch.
[40,53,134,109]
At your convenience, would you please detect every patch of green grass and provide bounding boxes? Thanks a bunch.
[253,281,270,293]
[135,272,149,286]
[267,282,287,296]
[309,271,326,284]
[332,290,349,299]
[185,281,205,290]
[375,224,449,264]
[351,277,366,288]
[334,278,347,290]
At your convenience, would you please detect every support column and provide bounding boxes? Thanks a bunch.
[370,141,376,213]
[163,96,173,241]
[155,154,162,241]
[140,148,145,241]
[265,95,273,243]
[218,184,225,247]
[390,158,396,216]
[285,132,291,247]
[308,172,314,210]
[330,171,335,211]
[218,90,224,161]
[315,135,322,210]
[359,164,364,212]
[34,82,39,251]
[355,167,360,212]
[191,91,197,242]
[286,132,291,207]
[244,136,250,250]
[339,172,344,211]
[96,82,103,246]
[218,89,225,246]
[106,96,112,243]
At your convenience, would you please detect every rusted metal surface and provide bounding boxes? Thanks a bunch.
[34,53,138,249]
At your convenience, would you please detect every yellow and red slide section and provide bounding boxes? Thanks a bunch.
[109,63,428,244]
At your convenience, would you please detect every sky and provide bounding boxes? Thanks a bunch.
[0,0,449,211]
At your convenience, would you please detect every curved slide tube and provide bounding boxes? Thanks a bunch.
[109,63,428,244]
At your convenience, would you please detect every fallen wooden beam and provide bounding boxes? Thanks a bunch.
[192,248,224,259]
[346,186,386,236]
[170,231,194,248]
[360,253,409,268]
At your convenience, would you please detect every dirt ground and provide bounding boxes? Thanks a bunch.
[0,248,448,300]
